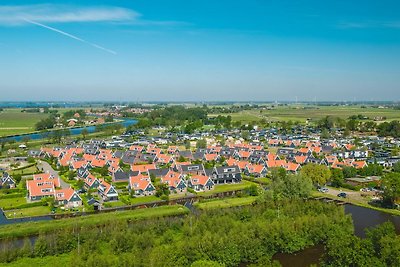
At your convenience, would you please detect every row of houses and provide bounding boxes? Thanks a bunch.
[26,173,82,208]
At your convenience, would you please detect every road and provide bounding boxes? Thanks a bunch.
[37,160,70,189]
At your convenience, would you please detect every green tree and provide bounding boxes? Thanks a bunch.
[196,139,207,149]
[330,168,344,187]
[81,128,89,140]
[272,174,313,199]
[381,172,400,206]
[300,163,331,186]
[342,166,357,178]
[393,161,400,173]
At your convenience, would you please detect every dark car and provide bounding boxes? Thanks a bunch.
[337,192,347,198]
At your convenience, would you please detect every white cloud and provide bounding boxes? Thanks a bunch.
[337,21,400,29]
[0,4,138,25]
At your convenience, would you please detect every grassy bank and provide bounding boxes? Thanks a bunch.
[197,180,257,197]
[195,196,258,210]
[0,205,189,239]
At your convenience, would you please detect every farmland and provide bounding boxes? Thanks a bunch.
[0,109,48,137]
[209,105,400,124]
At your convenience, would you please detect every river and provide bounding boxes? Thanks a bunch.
[272,204,400,267]
[0,118,137,142]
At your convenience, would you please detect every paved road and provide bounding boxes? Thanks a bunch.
[37,160,70,189]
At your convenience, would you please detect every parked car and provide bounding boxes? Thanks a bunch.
[337,192,347,198]
[318,187,329,193]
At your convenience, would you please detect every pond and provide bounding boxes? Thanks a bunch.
[272,204,400,267]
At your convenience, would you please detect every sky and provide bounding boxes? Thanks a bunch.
[1,0,400,102]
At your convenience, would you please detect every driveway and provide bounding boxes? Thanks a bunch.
[37,160,70,189]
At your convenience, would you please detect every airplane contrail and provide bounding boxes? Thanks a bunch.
[23,18,117,55]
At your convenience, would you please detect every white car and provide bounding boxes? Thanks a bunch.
[318,187,329,193]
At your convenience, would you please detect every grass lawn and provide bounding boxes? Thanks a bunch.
[0,196,27,209]
[9,165,38,176]
[196,196,258,210]
[197,180,257,197]
[0,205,189,239]
[130,195,161,204]
[103,200,126,208]
[5,206,50,219]
[0,109,49,137]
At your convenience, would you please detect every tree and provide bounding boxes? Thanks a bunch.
[271,173,313,199]
[381,172,400,206]
[358,164,383,177]
[330,168,344,187]
[342,166,357,178]
[81,129,89,140]
[76,179,85,189]
[300,163,331,186]
[155,182,170,198]
[196,139,207,149]
[393,161,400,173]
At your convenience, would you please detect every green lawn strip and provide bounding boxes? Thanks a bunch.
[0,196,28,209]
[195,196,258,210]
[197,180,257,197]
[0,205,189,239]
[129,195,161,204]
[9,165,38,176]
[5,206,51,219]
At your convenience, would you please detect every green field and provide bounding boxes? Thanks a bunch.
[0,109,49,137]
[209,105,400,123]
[0,108,96,137]
[195,196,258,210]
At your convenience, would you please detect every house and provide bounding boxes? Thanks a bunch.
[203,153,220,162]
[148,168,170,179]
[131,164,157,174]
[245,164,267,177]
[188,175,215,192]
[156,154,174,165]
[112,168,132,182]
[84,174,101,189]
[284,162,301,173]
[162,170,186,193]
[33,173,61,188]
[26,179,56,201]
[128,174,156,196]
[0,172,16,189]
[212,166,242,184]
[98,180,118,201]
[54,188,82,208]
[179,164,205,176]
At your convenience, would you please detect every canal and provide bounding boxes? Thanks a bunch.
[0,118,137,142]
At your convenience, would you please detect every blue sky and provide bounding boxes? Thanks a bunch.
[1,0,400,101]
